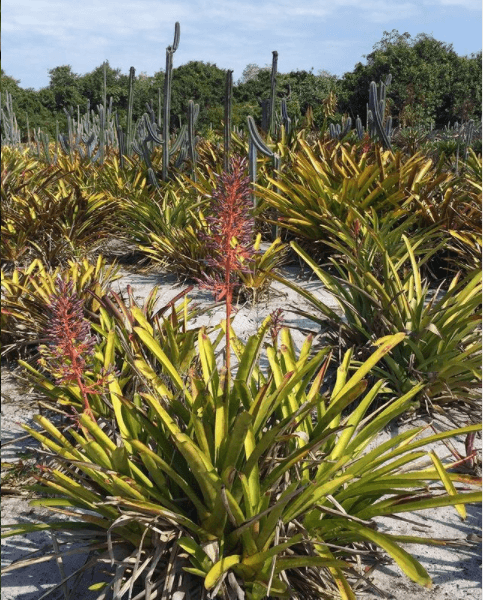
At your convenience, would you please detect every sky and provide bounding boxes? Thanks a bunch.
[2,0,482,90]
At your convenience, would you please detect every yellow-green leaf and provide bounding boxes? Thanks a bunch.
[429,451,466,520]
[204,555,241,589]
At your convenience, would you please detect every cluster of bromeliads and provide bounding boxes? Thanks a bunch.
[1,22,482,600]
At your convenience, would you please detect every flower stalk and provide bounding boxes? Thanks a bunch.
[38,278,101,423]
[199,156,255,390]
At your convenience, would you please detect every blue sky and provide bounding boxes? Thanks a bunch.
[2,0,482,90]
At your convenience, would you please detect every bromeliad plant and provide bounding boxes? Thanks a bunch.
[4,307,481,598]
[3,157,481,599]
[236,234,288,303]
[1,150,121,268]
[1,256,120,360]
[273,210,482,412]
[257,139,455,254]
[20,279,207,422]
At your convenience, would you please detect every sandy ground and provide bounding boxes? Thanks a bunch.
[1,264,481,599]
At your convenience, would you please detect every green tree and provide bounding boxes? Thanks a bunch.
[169,61,226,131]
[1,70,58,140]
[234,66,338,130]
[338,30,482,128]
[47,65,84,112]
[78,61,129,113]
[280,69,338,127]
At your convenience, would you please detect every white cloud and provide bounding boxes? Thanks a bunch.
[2,0,481,89]
[4,0,189,39]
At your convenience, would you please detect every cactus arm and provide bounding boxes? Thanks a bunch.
[342,116,352,138]
[98,104,105,164]
[145,101,156,124]
[247,115,281,238]
[281,98,291,137]
[172,21,180,51]
[144,114,164,145]
[102,61,107,119]
[355,115,364,140]
[41,132,52,165]
[59,133,70,155]
[158,88,162,128]
[174,145,188,169]
[131,140,142,157]
[162,22,181,181]
[115,112,126,169]
[247,115,275,158]
[162,45,172,180]
[368,80,392,150]
[169,124,188,157]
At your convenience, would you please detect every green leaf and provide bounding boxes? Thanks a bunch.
[344,521,432,588]
[134,326,189,398]
[221,411,253,473]
[359,491,482,520]
[177,537,212,572]
[89,582,110,591]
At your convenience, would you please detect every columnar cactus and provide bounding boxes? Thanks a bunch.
[54,120,59,160]
[34,129,52,164]
[102,61,107,120]
[26,114,31,148]
[280,98,292,137]
[162,21,181,181]
[187,99,199,179]
[126,67,136,157]
[224,69,233,171]
[157,88,162,128]
[259,98,270,133]
[98,104,105,164]
[268,51,278,137]
[367,74,393,150]
[1,91,22,147]
[247,115,281,238]
[329,116,352,141]
[355,115,364,141]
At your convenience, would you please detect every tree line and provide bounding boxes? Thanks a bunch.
[2,30,481,140]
